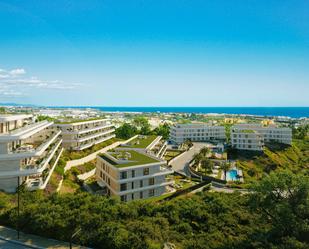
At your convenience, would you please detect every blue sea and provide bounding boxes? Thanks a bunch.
[61,107,309,118]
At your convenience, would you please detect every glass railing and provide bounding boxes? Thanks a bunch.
[9,130,60,154]
[7,120,49,136]
[21,138,62,171]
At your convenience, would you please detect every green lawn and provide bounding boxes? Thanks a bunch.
[100,150,159,168]
[62,137,120,161]
[164,149,183,162]
[56,117,106,124]
[125,135,158,149]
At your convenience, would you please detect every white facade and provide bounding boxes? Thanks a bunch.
[56,119,115,151]
[170,123,226,144]
[0,115,63,192]
[96,136,173,201]
[231,124,292,151]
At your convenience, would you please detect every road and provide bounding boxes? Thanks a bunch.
[0,238,33,249]
[170,142,210,176]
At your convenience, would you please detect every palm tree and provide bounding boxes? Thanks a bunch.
[192,153,203,169]
[200,158,214,174]
[221,162,231,181]
[200,147,210,158]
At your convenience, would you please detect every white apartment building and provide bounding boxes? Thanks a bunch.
[96,135,173,201]
[55,118,115,151]
[231,124,292,151]
[0,115,63,192]
[170,123,226,144]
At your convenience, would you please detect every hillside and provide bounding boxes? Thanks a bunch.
[235,139,309,185]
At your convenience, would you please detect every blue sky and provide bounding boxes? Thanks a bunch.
[0,0,308,106]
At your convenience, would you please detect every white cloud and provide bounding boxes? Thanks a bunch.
[0,67,82,98]
[9,68,26,76]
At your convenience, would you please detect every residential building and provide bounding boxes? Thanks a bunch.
[170,123,226,144]
[231,124,292,151]
[0,114,63,192]
[96,135,173,201]
[55,118,115,151]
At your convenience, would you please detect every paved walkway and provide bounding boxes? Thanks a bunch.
[0,226,88,249]
[170,142,210,176]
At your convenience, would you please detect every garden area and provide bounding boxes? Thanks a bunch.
[163,149,185,162]
[62,137,120,161]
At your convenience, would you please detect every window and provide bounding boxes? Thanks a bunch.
[120,195,127,202]
[120,183,127,191]
[149,189,155,197]
[140,191,143,199]
[131,182,134,189]
[100,171,103,178]
[131,193,134,200]
[143,168,149,175]
[148,178,155,185]
[107,178,110,186]
[132,170,135,178]
[140,180,143,188]
[120,171,127,179]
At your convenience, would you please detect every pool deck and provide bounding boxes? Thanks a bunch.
[221,167,244,182]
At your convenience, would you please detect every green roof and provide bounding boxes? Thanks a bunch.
[123,135,158,149]
[100,150,160,168]
[56,117,106,124]
[240,129,256,133]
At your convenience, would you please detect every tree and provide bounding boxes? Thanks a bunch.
[192,153,203,169]
[221,162,231,181]
[132,117,152,135]
[199,147,210,157]
[200,158,214,174]
[153,123,170,140]
[115,123,138,139]
[249,170,309,247]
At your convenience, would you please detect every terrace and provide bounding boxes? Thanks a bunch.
[100,149,160,168]
[121,135,158,149]
[56,117,107,125]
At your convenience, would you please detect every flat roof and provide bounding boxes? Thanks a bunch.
[100,149,160,168]
[0,114,32,122]
[122,135,158,149]
[56,117,108,125]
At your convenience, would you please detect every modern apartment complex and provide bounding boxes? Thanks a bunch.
[55,118,115,151]
[96,135,173,201]
[0,115,63,192]
[170,123,226,144]
[231,124,292,151]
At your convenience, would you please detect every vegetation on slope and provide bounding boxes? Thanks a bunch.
[233,139,309,186]
[0,171,308,249]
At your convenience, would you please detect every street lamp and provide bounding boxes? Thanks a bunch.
[70,227,82,249]
[17,176,20,239]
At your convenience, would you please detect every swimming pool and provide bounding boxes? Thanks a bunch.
[226,169,238,181]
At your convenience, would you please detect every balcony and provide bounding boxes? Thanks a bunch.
[61,124,114,135]
[74,134,116,151]
[0,120,52,141]
[25,147,64,191]
[0,138,62,178]
[1,130,61,160]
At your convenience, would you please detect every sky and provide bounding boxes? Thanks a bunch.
[0,0,308,107]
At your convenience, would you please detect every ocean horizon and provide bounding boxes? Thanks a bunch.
[50,106,309,118]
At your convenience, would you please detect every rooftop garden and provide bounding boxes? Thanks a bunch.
[123,135,158,149]
[100,149,159,168]
[55,117,106,125]
[240,129,256,133]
